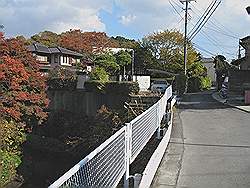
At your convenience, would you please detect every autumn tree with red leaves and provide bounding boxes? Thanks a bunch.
[0,33,49,129]
[59,30,117,56]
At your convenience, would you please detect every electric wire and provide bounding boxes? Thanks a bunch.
[189,0,221,40]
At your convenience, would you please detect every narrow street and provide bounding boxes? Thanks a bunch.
[152,91,250,188]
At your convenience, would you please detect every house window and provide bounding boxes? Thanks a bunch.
[36,55,48,63]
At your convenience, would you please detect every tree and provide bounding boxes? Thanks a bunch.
[0,33,49,129]
[89,67,109,82]
[94,53,120,75]
[59,30,115,56]
[30,31,59,47]
[115,51,132,78]
[141,30,200,74]
[110,36,139,49]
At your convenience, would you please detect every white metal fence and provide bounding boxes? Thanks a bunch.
[49,86,173,188]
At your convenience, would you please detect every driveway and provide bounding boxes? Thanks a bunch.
[152,91,250,188]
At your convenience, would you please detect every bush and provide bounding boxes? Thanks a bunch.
[200,76,212,90]
[0,120,26,153]
[89,67,109,82]
[175,74,187,95]
[84,80,106,93]
[188,76,212,93]
[84,81,139,95]
[0,119,26,186]
[105,81,139,95]
[188,77,201,93]
[0,150,22,187]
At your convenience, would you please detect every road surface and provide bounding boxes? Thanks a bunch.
[152,91,250,188]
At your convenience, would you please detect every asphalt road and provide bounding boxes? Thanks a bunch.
[152,91,250,188]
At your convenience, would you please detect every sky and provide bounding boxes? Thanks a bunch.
[0,0,249,60]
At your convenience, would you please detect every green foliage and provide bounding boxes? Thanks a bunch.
[47,66,77,90]
[175,74,187,95]
[0,119,26,187]
[89,67,109,82]
[188,76,212,93]
[115,50,132,67]
[110,36,139,49]
[31,31,59,47]
[141,30,200,74]
[84,81,139,95]
[94,53,120,74]
[200,76,212,90]
[0,150,22,187]
[0,120,26,152]
[105,81,139,95]
[84,80,106,93]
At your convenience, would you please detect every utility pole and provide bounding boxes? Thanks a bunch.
[180,0,195,76]
[238,40,241,59]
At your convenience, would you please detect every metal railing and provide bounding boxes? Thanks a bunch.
[49,86,173,188]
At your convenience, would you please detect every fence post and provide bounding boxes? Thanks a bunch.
[156,102,161,139]
[124,123,132,188]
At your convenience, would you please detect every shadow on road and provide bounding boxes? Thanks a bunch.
[178,91,230,110]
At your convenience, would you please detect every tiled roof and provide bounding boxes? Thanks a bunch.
[27,43,83,57]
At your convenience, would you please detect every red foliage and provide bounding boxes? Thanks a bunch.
[59,29,117,55]
[0,32,49,128]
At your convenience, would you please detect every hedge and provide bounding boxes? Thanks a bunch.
[47,78,77,90]
[84,81,139,95]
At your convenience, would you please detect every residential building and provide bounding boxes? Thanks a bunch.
[201,57,216,85]
[232,36,250,70]
[27,43,83,71]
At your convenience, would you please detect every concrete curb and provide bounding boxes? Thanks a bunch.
[212,92,250,113]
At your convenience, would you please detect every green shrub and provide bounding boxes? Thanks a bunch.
[175,74,187,95]
[0,150,22,187]
[0,120,26,153]
[188,76,212,92]
[0,120,26,186]
[105,81,139,95]
[200,76,212,90]
[89,67,109,82]
[188,77,201,93]
[84,81,139,95]
[84,80,106,93]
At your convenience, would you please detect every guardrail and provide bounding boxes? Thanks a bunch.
[49,86,173,188]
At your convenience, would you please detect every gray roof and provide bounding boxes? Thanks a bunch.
[201,57,214,63]
[27,43,83,57]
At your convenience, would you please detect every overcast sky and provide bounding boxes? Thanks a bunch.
[0,0,249,60]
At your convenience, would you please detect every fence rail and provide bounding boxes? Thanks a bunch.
[49,86,173,188]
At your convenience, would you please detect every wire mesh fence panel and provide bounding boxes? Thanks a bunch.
[49,127,126,188]
[49,85,173,188]
[130,104,158,162]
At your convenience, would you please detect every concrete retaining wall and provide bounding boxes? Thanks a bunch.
[47,90,128,116]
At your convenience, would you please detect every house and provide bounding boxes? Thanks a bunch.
[201,57,216,85]
[231,36,250,70]
[27,43,83,72]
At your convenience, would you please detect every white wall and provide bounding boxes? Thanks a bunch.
[77,75,90,89]
[133,76,151,91]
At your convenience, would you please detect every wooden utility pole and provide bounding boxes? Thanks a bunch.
[180,0,196,76]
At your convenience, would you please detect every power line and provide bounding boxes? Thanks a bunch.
[190,3,240,39]
[193,43,216,56]
[189,0,221,40]
[169,0,183,20]
[188,1,215,36]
